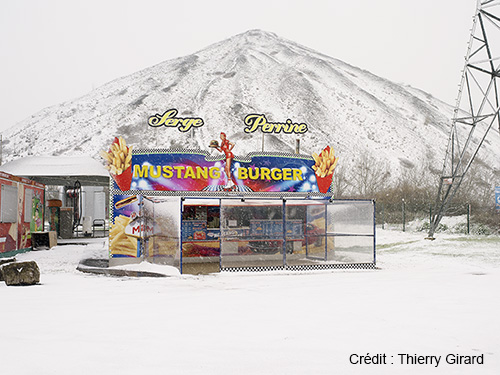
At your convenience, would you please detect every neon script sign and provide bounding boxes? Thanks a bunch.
[243,114,308,134]
[147,110,308,135]
[148,109,204,132]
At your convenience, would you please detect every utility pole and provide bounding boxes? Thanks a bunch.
[428,0,500,239]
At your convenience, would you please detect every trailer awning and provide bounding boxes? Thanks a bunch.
[0,156,110,186]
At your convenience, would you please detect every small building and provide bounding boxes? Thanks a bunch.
[0,156,109,239]
[0,171,45,256]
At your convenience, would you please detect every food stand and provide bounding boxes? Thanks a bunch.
[104,138,375,274]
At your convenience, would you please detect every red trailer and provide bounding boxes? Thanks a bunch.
[0,171,45,256]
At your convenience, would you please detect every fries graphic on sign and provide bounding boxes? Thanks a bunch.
[100,137,133,191]
[311,147,338,177]
[109,214,138,257]
[100,137,132,175]
[311,146,338,193]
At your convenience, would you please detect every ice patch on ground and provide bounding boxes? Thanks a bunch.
[110,261,181,276]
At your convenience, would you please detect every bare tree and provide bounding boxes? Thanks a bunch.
[350,153,392,197]
[332,163,350,198]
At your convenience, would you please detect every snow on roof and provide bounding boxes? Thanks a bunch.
[0,156,110,186]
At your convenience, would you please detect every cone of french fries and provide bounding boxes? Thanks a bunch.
[311,146,338,194]
[100,137,133,191]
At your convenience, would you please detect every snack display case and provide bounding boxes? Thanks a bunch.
[181,202,221,258]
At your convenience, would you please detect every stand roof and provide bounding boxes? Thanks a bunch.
[0,156,109,186]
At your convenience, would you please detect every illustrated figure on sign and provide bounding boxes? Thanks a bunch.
[209,132,236,190]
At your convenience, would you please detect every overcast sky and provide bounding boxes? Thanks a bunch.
[0,0,477,133]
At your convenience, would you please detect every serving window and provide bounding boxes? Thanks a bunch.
[181,199,221,258]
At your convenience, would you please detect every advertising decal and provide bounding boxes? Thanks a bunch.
[102,139,337,195]
[109,193,142,257]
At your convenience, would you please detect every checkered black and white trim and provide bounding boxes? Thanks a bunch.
[285,263,376,271]
[222,263,376,272]
[202,185,254,193]
[111,188,331,198]
[222,265,286,272]
[132,148,314,162]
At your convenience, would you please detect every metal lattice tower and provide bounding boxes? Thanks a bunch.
[428,0,500,238]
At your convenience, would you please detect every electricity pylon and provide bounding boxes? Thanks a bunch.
[428,0,500,238]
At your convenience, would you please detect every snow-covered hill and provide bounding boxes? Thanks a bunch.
[3,29,499,178]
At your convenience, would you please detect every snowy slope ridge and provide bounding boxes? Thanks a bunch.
[3,29,500,177]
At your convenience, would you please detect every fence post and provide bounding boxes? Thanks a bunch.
[429,204,432,228]
[467,203,470,235]
[402,199,406,232]
[381,203,385,229]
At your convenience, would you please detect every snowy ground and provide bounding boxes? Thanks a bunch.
[1,226,499,375]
